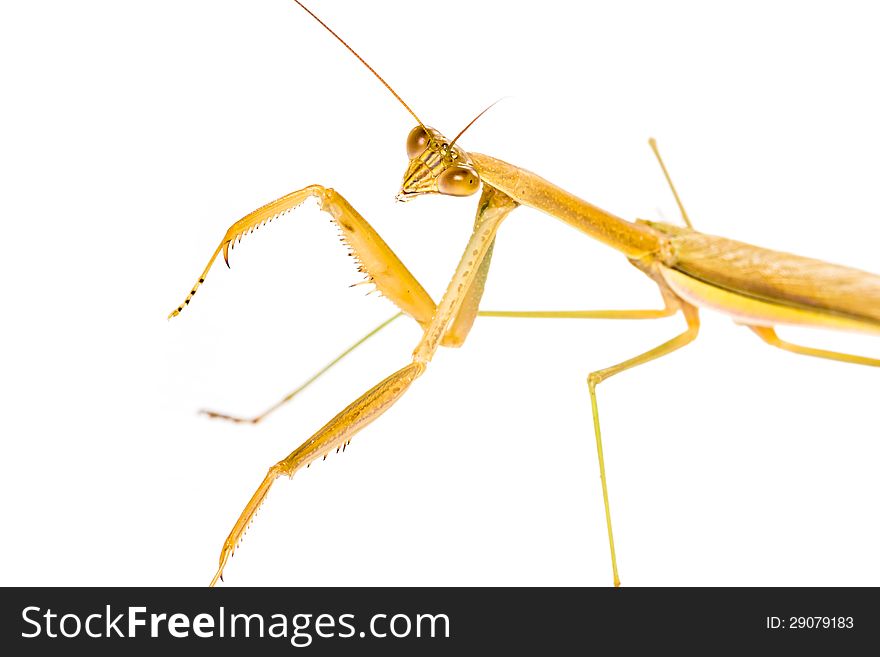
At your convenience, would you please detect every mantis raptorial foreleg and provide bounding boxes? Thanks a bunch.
[198,184,516,425]
[209,187,517,585]
[749,326,880,367]
[587,302,701,587]
[168,185,436,325]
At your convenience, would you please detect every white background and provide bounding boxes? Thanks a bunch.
[2,0,879,587]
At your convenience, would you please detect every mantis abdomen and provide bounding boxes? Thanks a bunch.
[649,223,880,334]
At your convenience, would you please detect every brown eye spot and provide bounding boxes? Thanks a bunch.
[437,166,480,197]
[406,125,429,158]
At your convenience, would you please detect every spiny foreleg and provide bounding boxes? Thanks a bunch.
[210,361,425,586]
[168,185,436,323]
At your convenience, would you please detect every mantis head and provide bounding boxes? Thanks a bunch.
[291,1,489,202]
[397,125,480,201]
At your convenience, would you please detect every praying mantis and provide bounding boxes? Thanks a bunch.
[168,2,880,587]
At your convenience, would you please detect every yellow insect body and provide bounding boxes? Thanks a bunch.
[652,224,880,333]
[168,2,879,587]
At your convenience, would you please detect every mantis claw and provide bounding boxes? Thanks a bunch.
[210,542,233,587]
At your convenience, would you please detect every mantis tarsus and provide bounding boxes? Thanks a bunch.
[169,2,880,587]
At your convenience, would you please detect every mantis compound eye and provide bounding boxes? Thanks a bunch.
[437,165,480,196]
[406,125,430,158]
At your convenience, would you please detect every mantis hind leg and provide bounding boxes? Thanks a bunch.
[748,326,880,367]
[201,312,405,424]
[203,303,680,425]
[587,302,700,587]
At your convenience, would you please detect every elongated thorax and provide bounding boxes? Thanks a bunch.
[470,153,660,259]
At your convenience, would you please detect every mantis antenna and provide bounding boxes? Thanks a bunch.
[448,98,506,150]
[292,1,427,130]
[649,137,694,229]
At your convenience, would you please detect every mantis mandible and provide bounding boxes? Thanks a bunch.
[169,1,880,587]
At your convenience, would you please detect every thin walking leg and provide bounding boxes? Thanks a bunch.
[749,325,880,367]
[201,313,404,424]
[587,303,700,586]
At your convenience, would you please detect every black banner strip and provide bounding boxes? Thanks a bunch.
[1,587,874,654]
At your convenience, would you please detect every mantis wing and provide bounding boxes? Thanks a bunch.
[668,229,880,328]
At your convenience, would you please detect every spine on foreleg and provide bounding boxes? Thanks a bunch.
[281,361,427,472]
